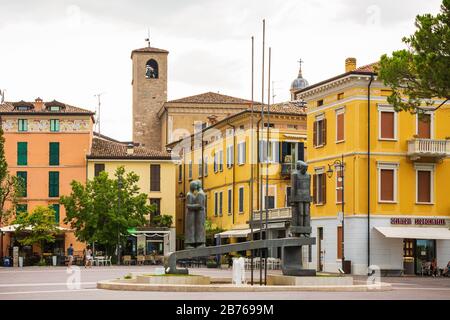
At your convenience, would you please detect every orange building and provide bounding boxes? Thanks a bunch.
[0,98,94,261]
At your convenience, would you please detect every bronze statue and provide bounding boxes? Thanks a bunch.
[185,180,206,249]
[290,160,312,235]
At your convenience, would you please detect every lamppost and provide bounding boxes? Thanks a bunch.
[326,154,345,272]
[117,175,123,266]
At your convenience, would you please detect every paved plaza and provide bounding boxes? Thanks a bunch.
[0,266,449,300]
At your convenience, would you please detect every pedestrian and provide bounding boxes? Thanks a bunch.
[67,243,74,268]
[431,258,438,277]
[84,245,93,268]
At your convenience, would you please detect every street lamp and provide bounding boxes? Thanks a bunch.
[117,175,123,266]
[326,154,345,273]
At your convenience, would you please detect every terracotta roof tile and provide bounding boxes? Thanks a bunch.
[167,92,256,105]
[0,100,94,115]
[88,137,172,160]
[354,62,379,73]
[250,101,307,115]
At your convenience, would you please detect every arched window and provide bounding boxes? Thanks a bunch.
[145,59,159,79]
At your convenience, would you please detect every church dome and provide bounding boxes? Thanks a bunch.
[290,60,309,92]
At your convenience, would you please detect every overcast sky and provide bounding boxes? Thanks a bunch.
[0,0,443,141]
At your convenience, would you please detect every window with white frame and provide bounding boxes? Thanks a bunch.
[259,140,279,163]
[415,164,434,204]
[378,105,398,141]
[214,152,218,173]
[335,107,345,143]
[313,114,327,147]
[377,162,399,203]
[219,150,223,171]
[226,145,234,168]
[198,158,203,177]
[237,141,246,165]
[313,168,326,205]
[188,160,193,180]
[416,112,434,139]
[204,156,208,176]
[238,186,244,213]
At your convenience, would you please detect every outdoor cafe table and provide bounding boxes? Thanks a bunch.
[94,256,105,266]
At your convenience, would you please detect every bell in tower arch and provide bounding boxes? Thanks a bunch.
[145,59,159,79]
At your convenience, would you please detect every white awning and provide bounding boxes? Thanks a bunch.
[375,226,450,240]
[0,224,72,233]
[215,228,260,238]
[283,134,307,139]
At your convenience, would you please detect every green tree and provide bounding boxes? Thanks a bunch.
[0,126,23,257]
[14,206,60,264]
[151,214,173,228]
[378,0,450,113]
[61,167,152,258]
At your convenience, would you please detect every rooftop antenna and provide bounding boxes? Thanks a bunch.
[93,92,105,134]
[0,89,5,104]
[297,58,304,77]
[145,28,151,47]
[271,80,282,104]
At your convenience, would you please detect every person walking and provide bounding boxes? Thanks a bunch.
[67,243,74,268]
[84,245,93,268]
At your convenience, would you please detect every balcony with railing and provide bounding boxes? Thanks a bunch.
[407,138,450,161]
[252,207,292,221]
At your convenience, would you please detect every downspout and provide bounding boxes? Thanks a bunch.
[226,121,236,225]
[367,74,374,272]
[256,117,262,212]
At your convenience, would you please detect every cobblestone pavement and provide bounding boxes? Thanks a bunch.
[0,266,449,300]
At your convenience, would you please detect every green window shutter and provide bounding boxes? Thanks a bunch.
[17,142,27,165]
[16,171,27,197]
[52,204,60,224]
[18,119,27,132]
[16,204,28,216]
[49,142,60,165]
[49,171,59,197]
[50,119,60,132]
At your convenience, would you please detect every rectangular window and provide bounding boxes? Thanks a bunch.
[417,113,431,139]
[227,189,232,215]
[52,204,60,224]
[378,106,397,140]
[263,185,276,210]
[50,119,60,132]
[313,172,326,204]
[219,192,223,216]
[150,198,161,216]
[188,160,193,180]
[16,204,27,216]
[317,99,324,107]
[198,158,203,178]
[204,156,208,176]
[259,141,279,163]
[214,192,218,217]
[313,117,327,147]
[150,164,161,191]
[337,93,344,100]
[285,186,292,207]
[214,152,218,173]
[336,109,345,142]
[337,226,343,259]
[238,187,244,213]
[49,171,59,197]
[178,164,183,182]
[49,142,60,166]
[378,163,398,203]
[237,142,246,165]
[219,150,223,172]
[416,165,433,204]
[95,163,105,177]
[17,142,28,165]
[226,145,233,168]
[17,171,27,197]
[18,119,28,132]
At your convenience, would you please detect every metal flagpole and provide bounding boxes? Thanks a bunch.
[250,35,255,286]
[264,46,271,286]
[259,18,265,286]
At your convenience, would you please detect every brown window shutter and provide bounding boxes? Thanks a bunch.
[380,169,394,201]
[321,173,326,204]
[322,119,327,146]
[337,113,344,141]
[312,174,317,204]
[418,114,431,139]
[313,121,317,147]
[380,112,395,139]
[417,170,431,202]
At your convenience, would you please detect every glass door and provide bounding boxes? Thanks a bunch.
[415,239,436,274]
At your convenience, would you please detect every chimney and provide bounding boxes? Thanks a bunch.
[345,57,357,73]
[34,97,44,111]
[126,143,134,155]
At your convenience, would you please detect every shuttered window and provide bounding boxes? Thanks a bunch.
[380,111,395,139]
[417,170,431,203]
[219,192,223,216]
[49,142,60,166]
[238,187,244,213]
[417,114,431,139]
[238,142,246,165]
[17,142,28,165]
[313,119,327,147]
[227,189,232,215]
[380,169,394,201]
[16,204,28,215]
[18,119,28,132]
[313,173,326,204]
[336,112,344,142]
[94,163,105,177]
[49,171,59,197]
[52,204,60,224]
[214,192,218,216]
[50,119,60,132]
[226,145,234,168]
[17,171,27,197]
[150,164,161,191]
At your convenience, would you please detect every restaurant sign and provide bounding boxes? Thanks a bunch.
[390,218,447,226]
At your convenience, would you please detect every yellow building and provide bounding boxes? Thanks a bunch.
[86,133,177,256]
[169,102,307,252]
[293,58,450,275]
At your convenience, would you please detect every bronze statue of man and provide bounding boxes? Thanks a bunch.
[290,160,312,235]
[185,180,206,249]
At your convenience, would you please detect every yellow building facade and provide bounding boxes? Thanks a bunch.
[293,58,450,275]
[170,102,307,252]
[86,134,177,255]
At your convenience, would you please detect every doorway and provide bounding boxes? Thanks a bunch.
[317,227,324,272]
[415,239,436,274]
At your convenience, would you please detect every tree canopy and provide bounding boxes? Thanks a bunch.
[61,167,152,251]
[378,0,450,113]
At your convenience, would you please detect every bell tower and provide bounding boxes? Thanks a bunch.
[131,41,168,149]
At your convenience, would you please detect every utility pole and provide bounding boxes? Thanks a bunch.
[94,92,104,134]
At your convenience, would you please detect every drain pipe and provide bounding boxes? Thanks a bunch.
[367,74,374,273]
